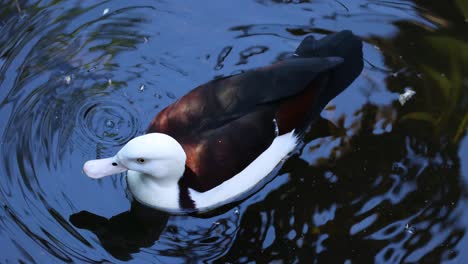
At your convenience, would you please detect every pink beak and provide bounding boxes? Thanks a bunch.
[83,157,128,179]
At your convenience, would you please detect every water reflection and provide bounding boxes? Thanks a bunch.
[0,0,466,263]
[220,104,465,262]
[70,202,169,261]
[71,201,242,262]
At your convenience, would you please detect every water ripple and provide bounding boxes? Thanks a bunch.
[76,96,140,146]
[0,0,466,263]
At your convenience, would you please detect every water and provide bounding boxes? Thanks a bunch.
[0,0,466,263]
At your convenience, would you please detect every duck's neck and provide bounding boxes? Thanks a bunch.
[126,170,180,211]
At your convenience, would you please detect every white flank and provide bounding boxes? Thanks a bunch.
[189,130,298,211]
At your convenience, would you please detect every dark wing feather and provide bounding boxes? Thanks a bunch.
[146,31,364,194]
[148,56,342,135]
[215,57,342,108]
[180,107,276,192]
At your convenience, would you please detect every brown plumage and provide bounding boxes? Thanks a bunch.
[147,30,363,197]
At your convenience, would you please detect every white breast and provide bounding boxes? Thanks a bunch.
[126,170,180,210]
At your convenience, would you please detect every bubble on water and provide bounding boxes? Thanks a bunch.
[105,120,115,128]
[139,84,145,92]
[103,8,109,15]
[77,100,140,145]
[107,79,112,86]
[234,208,239,215]
[405,223,416,234]
[64,75,72,85]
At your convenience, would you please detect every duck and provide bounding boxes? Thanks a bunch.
[83,30,363,213]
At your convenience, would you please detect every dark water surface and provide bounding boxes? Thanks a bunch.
[0,0,467,263]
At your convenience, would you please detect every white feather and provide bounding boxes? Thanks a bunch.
[189,130,298,211]
[127,170,180,210]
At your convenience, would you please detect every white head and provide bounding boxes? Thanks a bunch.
[83,133,186,186]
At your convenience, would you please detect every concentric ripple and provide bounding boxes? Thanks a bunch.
[77,97,140,146]
[0,0,467,263]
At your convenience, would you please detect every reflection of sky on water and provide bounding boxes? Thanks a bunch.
[460,136,468,185]
[454,136,468,263]
[0,0,466,262]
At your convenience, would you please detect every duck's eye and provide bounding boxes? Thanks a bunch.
[137,158,145,163]
[112,162,118,166]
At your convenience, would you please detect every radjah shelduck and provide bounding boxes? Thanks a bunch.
[83,30,364,213]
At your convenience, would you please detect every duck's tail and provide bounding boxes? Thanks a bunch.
[295,30,364,104]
